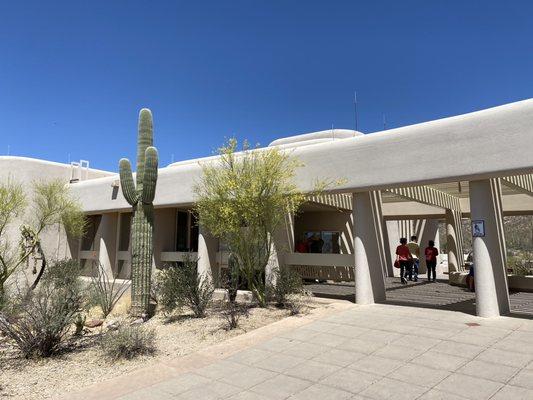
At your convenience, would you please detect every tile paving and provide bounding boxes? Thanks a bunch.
[65,277,533,400]
[107,301,533,400]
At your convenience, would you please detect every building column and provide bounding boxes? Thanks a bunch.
[469,179,510,317]
[197,227,218,285]
[98,213,118,277]
[445,209,463,273]
[266,212,295,287]
[381,219,394,278]
[353,191,387,304]
[419,219,439,275]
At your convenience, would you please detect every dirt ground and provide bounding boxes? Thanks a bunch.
[0,298,327,400]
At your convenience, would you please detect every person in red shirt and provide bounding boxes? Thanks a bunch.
[295,235,308,253]
[396,238,413,284]
[424,240,439,282]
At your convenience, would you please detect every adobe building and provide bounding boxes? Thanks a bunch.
[1,99,532,318]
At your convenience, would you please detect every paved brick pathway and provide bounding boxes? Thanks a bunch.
[67,300,533,400]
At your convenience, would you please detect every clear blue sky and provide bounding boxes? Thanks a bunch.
[1,1,532,172]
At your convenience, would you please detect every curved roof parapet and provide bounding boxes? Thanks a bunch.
[167,128,363,168]
[268,129,362,147]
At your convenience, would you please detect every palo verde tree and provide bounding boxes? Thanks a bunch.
[119,108,158,316]
[0,179,86,301]
[194,139,310,307]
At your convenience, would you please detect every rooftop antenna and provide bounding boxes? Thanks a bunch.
[68,153,71,164]
[7,145,10,155]
[354,91,359,131]
[383,114,387,130]
[171,153,175,163]
[331,123,335,140]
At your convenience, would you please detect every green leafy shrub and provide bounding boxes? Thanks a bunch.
[0,259,84,358]
[268,266,304,307]
[156,255,214,318]
[100,324,156,360]
[44,258,84,289]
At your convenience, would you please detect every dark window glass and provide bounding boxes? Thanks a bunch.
[190,213,199,252]
[176,211,188,251]
[118,213,132,251]
[81,215,101,251]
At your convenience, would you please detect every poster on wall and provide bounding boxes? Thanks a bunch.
[472,220,485,237]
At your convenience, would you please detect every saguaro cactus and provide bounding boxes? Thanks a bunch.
[119,108,158,316]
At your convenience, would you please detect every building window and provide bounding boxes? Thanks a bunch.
[81,214,101,251]
[175,210,199,252]
[118,212,132,251]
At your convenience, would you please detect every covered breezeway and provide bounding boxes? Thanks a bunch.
[285,172,533,319]
[305,278,533,319]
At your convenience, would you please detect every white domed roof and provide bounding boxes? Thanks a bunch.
[268,129,363,148]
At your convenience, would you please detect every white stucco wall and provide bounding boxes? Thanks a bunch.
[70,99,533,213]
[0,157,114,286]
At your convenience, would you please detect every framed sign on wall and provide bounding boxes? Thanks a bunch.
[472,220,485,237]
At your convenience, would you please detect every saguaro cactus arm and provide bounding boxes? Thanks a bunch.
[142,147,158,204]
[136,109,154,188]
[119,158,138,205]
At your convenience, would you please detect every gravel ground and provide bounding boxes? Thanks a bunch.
[0,299,326,400]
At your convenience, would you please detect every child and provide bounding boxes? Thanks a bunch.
[424,240,439,282]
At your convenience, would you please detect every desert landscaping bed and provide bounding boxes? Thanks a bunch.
[0,299,328,400]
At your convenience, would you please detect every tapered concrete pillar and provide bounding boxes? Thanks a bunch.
[381,219,394,278]
[353,191,387,304]
[419,219,439,274]
[266,213,295,287]
[445,209,462,273]
[197,227,218,285]
[469,179,510,317]
[98,213,118,277]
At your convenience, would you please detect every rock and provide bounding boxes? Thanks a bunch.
[105,319,120,331]
[130,318,144,325]
[84,319,103,328]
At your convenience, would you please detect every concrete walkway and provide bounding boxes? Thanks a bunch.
[65,300,533,400]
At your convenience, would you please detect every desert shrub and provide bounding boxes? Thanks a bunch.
[88,264,129,318]
[0,289,8,311]
[219,254,247,329]
[284,292,313,315]
[100,324,156,360]
[268,266,304,307]
[43,258,84,291]
[511,260,531,276]
[0,260,84,358]
[156,266,181,315]
[225,253,241,303]
[222,301,248,330]
[156,255,214,318]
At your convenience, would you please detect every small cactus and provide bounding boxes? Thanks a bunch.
[119,109,158,316]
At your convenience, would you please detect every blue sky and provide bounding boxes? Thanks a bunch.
[1,1,532,171]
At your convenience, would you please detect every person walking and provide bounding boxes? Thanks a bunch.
[424,240,439,282]
[396,238,413,284]
[406,235,420,282]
